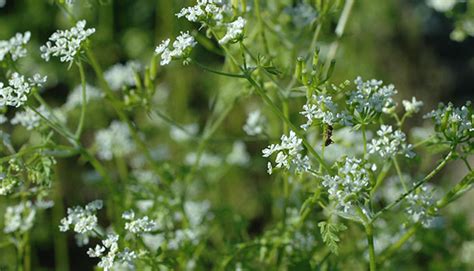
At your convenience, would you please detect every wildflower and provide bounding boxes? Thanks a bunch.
[11,105,50,130]
[424,101,473,143]
[184,200,211,228]
[243,110,266,136]
[28,74,48,88]
[0,175,19,195]
[0,72,41,108]
[89,234,122,271]
[59,200,102,235]
[219,17,246,44]
[0,31,30,62]
[262,130,311,174]
[155,32,196,66]
[406,184,437,227]
[104,61,140,91]
[40,20,95,63]
[95,121,135,160]
[322,157,375,214]
[176,0,226,24]
[4,201,36,234]
[402,97,423,115]
[226,141,250,166]
[170,123,199,142]
[368,125,415,158]
[122,210,157,234]
[300,94,352,130]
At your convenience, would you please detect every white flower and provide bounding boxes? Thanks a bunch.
[123,210,157,234]
[0,72,35,108]
[184,201,211,228]
[40,20,95,63]
[262,130,311,174]
[154,32,196,66]
[95,121,135,160]
[427,0,457,12]
[348,77,397,119]
[402,97,423,115]
[406,184,437,227]
[104,61,140,91]
[0,31,30,62]
[4,201,36,234]
[63,83,103,110]
[219,17,246,44]
[59,200,102,235]
[11,105,49,130]
[424,102,472,141]
[87,244,106,257]
[28,74,48,88]
[368,125,415,158]
[170,123,199,142]
[176,0,226,24]
[300,94,352,130]
[243,110,266,136]
[226,141,250,166]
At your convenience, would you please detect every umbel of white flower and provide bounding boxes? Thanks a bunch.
[243,110,266,136]
[176,0,226,24]
[219,17,246,44]
[4,201,36,234]
[59,200,103,234]
[40,20,95,63]
[155,31,196,66]
[406,184,438,228]
[104,61,140,91]
[368,125,415,159]
[424,101,473,142]
[262,130,311,175]
[87,234,137,271]
[122,210,157,234]
[322,157,376,215]
[11,105,50,130]
[0,72,46,108]
[300,94,352,130]
[95,121,135,160]
[0,31,30,62]
[402,96,423,115]
[63,83,103,111]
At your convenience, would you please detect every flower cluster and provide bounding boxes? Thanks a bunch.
[322,157,376,214]
[424,102,473,143]
[243,110,266,136]
[262,130,311,175]
[406,184,438,227]
[122,210,157,234]
[95,121,135,160]
[300,94,351,130]
[0,72,46,108]
[368,125,415,159]
[175,0,226,24]
[63,83,103,111]
[59,200,102,245]
[3,201,36,234]
[87,234,137,271]
[11,105,49,130]
[347,77,397,123]
[40,20,95,63]
[104,61,140,91]
[218,16,246,44]
[155,32,196,66]
[0,31,30,62]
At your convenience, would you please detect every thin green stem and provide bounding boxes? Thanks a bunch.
[371,150,453,222]
[254,0,270,55]
[392,157,408,192]
[366,223,377,271]
[193,61,246,78]
[74,61,87,139]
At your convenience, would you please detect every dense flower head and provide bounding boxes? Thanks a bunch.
[95,121,135,160]
[63,83,103,111]
[176,0,227,25]
[424,101,473,143]
[368,125,415,159]
[347,77,397,123]
[104,61,140,91]
[406,184,438,227]
[155,32,196,66]
[300,94,352,130]
[402,96,423,115]
[0,72,46,108]
[59,200,102,235]
[87,234,136,271]
[40,20,95,63]
[4,201,36,234]
[218,16,246,44]
[262,130,311,174]
[122,210,157,234]
[243,109,266,136]
[0,31,31,62]
[322,157,376,214]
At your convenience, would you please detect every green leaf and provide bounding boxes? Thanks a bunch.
[318,221,347,255]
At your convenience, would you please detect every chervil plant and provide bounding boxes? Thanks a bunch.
[0,0,473,270]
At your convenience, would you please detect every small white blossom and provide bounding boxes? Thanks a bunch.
[104,61,140,91]
[28,74,48,88]
[95,121,135,160]
[0,31,30,62]
[402,97,423,115]
[219,17,246,44]
[155,32,196,66]
[243,110,266,136]
[4,201,36,234]
[0,72,39,108]
[59,200,102,235]
[368,125,415,159]
[40,20,95,63]
[63,83,103,111]
[424,102,473,141]
[406,184,437,227]
[170,123,198,142]
[300,94,352,130]
[262,130,311,174]
[176,0,226,24]
[226,141,250,166]
[123,210,157,234]
[184,200,211,228]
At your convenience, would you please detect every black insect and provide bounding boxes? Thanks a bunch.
[324,125,334,147]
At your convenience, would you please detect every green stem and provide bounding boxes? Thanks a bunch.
[362,125,367,158]
[392,157,408,192]
[193,61,246,78]
[371,150,453,222]
[378,225,418,264]
[366,223,376,271]
[74,61,87,139]
[254,0,270,55]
